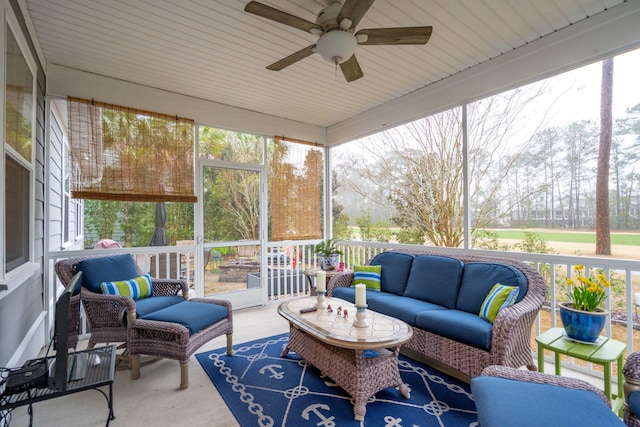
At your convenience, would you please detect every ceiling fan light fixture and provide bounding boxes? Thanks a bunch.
[316,30,357,64]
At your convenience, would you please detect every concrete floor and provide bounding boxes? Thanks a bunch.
[9,303,289,427]
[8,301,610,426]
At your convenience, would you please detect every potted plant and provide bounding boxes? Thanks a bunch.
[558,265,610,343]
[314,239,343,271]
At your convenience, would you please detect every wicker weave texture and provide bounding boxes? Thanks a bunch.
[54,255,189,346]
[284,324,408,420]
[327,250,547,379]
[128,298,233,364]
[623,352,640,426]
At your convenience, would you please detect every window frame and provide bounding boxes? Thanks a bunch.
[1,7,39,293]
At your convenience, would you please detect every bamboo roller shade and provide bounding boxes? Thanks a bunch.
[67,96,197,202]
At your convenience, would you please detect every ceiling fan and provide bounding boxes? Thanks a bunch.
[244,0,432,82]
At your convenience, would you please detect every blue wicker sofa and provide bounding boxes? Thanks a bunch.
[327,250,547,379]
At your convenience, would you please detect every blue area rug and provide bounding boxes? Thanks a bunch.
[196,333,478,427]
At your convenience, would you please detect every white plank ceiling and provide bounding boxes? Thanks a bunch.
[25,0,625,128]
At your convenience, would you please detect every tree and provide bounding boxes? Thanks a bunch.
[84,200,119,245]
[342,84,548,247]
[596,58,614,254]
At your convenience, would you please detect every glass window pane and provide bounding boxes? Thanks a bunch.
[198,126,263,164]
[5,155,30,272]
[5,27,33,162]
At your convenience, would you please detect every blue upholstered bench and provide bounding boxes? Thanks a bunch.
[471,365,624,427]
[128,298,233,389]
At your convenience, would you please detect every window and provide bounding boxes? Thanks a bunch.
[4,20,36,274]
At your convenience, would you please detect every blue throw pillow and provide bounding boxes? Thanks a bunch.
[77,254,139,294]
[100,275,153,300]
[479,283,519,323]
[351,265,382,291]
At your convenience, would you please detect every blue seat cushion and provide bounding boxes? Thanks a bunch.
[369,252,415,295]
[415,309,493,350]
[367,294,446,327]
[629,391,640,418]
[403,255,464,308]
[139,301,229,335]
[134,295,185,318]
[331,288,396,306]
[456,262,527,315]
[332,286,356,303]
[471,376,625,427]
[77,254,139,294]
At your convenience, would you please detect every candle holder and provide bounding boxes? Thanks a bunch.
[315,291,328,309]
[353,305,369,328]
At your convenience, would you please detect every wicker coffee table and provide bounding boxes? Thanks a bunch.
[278,296,413,421]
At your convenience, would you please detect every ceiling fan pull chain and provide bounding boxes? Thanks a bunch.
[334,60,338,80]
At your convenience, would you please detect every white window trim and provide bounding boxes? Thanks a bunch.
[0,4,39,296]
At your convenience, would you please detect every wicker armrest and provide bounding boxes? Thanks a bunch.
[150,277,189,298]
[481,365,610,404]
[624,352,640,381]
[326,272,354,296]
[81,287,137,328]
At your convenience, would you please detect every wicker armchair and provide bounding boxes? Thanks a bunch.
[623,352,640,427]
[472,365,625,427]
[54,255,189,351]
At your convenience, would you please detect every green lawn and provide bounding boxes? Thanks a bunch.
[487,230,640,246]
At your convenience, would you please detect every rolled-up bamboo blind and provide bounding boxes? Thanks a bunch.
[67,97,196,202]
[270,136,323,241]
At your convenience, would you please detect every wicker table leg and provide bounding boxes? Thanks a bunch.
[285,325,408,421]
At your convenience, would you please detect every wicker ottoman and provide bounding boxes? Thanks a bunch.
[128,298,233,389]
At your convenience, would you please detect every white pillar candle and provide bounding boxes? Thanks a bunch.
[316,270,326,292]
[355,284,366,307]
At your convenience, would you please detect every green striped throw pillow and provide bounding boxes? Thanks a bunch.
[100,274,153,300]
[351,265,382,292]
[479,283,519,323]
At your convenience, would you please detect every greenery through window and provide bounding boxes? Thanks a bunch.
[332,48,640,254]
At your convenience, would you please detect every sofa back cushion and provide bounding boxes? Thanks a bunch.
[456,262,528,314]
[403,255,464,308]
[369,251,415,295]
[77,254,139,294]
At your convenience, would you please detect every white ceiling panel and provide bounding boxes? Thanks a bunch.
[25,0,628,128]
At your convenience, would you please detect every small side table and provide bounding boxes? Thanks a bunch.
[536,327,626,416]
[303,268,351,296]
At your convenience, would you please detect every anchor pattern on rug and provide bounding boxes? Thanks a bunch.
[197,334,478,427]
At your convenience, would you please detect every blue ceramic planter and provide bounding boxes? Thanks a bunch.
[558,303,607,343]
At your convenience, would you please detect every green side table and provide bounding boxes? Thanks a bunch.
[536,327,626,416]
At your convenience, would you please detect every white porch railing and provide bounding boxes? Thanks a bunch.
[49,240,640,382]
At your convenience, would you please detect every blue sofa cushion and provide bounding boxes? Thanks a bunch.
[369,252,415,295]
[134,295,185,318]
[77,254,139,294]
[140,301,229,335]
[456,262,527,315]
[332,286,356,303]
[471,376,625,427]
[368,294,446,326]
[332,287,396,306]
[415,309,493,350]
[403,255,464,308]
[630,391,640,418]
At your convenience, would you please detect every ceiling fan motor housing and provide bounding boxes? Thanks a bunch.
[316,30,357,64]
[316,2,343,29]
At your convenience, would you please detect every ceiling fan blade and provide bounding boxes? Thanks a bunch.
[340,55,364,82]
[266,45,317,71]
[356,27,433,45]
[338,0,376,30]
[244,1,323,34]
